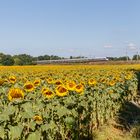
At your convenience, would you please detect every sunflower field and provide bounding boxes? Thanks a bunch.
[0,65,138,140]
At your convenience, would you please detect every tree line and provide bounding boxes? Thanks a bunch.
[0,53,63,66]
[107,55,140,61]
[0,52,140,66]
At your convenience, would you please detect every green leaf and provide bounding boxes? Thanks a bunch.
[28,121,36,131]
[22,102,32,111]
[21,102,35,118]
[0,114,9,121]
[71,109,78,118]
[27,131,41,140]
[3,106,16,116]
[41,124,50,131]
[9,125,23,139]
[0,126,5,139]
[21,111,35,119]
[49,121,57,130]
[56,106,70,117]
[65,117,75,125]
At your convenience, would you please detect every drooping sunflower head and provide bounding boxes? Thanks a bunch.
[42,88,54,99]
[33,115,43,123]
[56,85,68,97]
[66,81,76,91]
[24,82,34,92]
[34,79,41,87]
[9,76,16,84]
[75,84,84,94]
[8,88,24,101]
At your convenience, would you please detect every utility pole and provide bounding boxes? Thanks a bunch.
[136,51,139,61]
[126,46,128,61]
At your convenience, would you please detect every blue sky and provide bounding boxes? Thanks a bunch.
[0,0,140,57]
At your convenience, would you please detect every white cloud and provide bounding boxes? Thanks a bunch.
[127,43,136,50]
[103,45,112,48]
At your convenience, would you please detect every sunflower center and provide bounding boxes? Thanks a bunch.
[44,91,53,95]
[34,81,39,84]
[76,85,82,89]
[25,84,33,89]
[55,81,62,85]
[69,83,75,88]
[11,91,23,98]
[58,87,67,93]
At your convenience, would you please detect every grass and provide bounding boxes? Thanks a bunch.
[93,120,139,140]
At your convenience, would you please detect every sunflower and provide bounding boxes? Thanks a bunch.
[108,89,114,94]
[41,87,47,93]
[56,85,68,97]
[42,88,54,99]
[33,115,43,122]
[88,79,97,86]
[9,76,16,84]
[4,78,9,83]
[24,82,34,92]
[55,80,63,86]
[124,74,132,80]
[46,78,54,84]
[75,84,84,94]
[109,80,116,86]
[66,81,76,91]
[8,88,24,101]
[34,79,41,87]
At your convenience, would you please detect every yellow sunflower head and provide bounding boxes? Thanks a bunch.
[109,80,116,86]
[55,80,63,86]
[42,88,54,99]
[8,88,24,101]
[24,82,34,92]
[88,79,97,86]
[100,78,106,83]
[75,84,84,94]
[34,79,41,87]
[9,76,16,84]
[4,78,9,83]
[56,85,68,97]
[33,115,43,123]
[124,74,132,80]
[108,89,114,94]
[46,78,54,84]
[66,81,76,91]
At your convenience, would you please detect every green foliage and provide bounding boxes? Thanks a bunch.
[13,54,33,65]
[132,54,140,60]
[38,54,62,60]
[0,66,138,139]
[1,55,15,66]
[107,56,130,61]
[13,57,23,65]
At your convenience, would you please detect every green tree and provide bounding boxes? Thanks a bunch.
[13,57,23,65]
[13,54,33,65]
[117,56,130,61]
[132,54,140,60]
[1,55,15,66]
[0,53,5,64]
